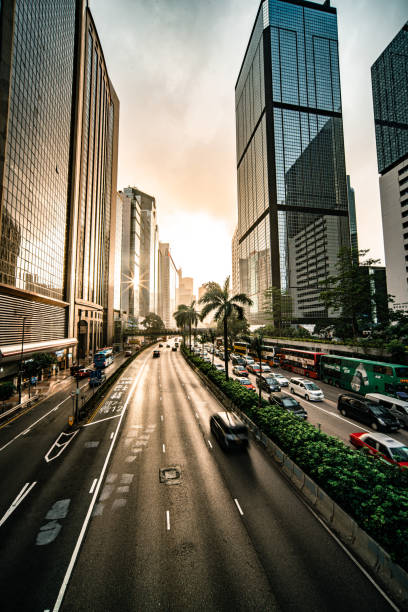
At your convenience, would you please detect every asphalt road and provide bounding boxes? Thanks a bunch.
[0,344,399,611]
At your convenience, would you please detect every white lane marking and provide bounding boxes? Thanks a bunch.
[234,498,244,516]
[82,414,121,427]
[0,396,70,452]
[89,479,98,495]
[161,415,163,421]
[162,444,166,454]
[110,432,114,439]
[130,425,143,429]
[0,481,37,527]
[166,510,170,531]
[208,440,213,449]
[52,352,150,612]
[44,430,78,463]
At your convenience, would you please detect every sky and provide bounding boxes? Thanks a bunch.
[90,0,407,295]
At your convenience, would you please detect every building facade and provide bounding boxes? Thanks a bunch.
[0,1,119,378]
[158,243,178,328]
[138,189,158,318]
[231,226,240,296]
[235,0,350,324]
[118,188,141,325]
[177,271,194,307]
[347,175,359,258]
[371,23,408,311]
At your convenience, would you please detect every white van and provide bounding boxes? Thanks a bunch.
[365,393,408,429]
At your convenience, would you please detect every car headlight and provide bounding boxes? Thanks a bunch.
[377,418,385,425]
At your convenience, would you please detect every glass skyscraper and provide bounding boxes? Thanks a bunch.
[235,0,350,324]
[371,23,408,310]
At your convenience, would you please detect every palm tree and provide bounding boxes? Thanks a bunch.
[199,277,253,380]
[173,301,201,350]
[246,332,264,410]
[207,327,217,366]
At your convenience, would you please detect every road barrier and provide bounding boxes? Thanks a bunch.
[0,394,42,422]
[182,349,408,609]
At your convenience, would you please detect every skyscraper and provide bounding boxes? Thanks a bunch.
[138,189,158,317]
[347,175,359,260]
[158,243,178,328]
[371,22,408,311]
[118,188,142,324]
[235,0,350,324]
[177,271,194,307]
[0,1,119,373]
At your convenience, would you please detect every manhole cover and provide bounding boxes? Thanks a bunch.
[159,466,181,485]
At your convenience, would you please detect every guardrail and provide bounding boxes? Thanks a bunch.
[182,350,408,609]
[0,394,43,422]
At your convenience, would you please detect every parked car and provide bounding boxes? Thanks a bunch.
[349,432,408,468]
[89,373,107,387]
[269,392,308,419]
[232,365,249,377]
[273,373,289,387]
[76,368,93,379]
[365,393,408,429]
[290,377,324,401]
[153,350,160,358]
[210,411,249,450]
[337,393,400,432]
[256,376,281,393]
[235,377,255,391]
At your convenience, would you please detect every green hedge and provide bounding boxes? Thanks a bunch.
[183,347,408,570]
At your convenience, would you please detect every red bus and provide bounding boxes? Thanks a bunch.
[278,348,325,379]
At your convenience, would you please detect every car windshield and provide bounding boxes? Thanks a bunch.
[265,378,276,384]
[304,383,319,390]
[390,446,408,462]
[229,426,248,435]
[370,405,391,417]
[282,398,299,408]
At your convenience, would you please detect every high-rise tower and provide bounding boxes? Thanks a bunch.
[235,0,350,324]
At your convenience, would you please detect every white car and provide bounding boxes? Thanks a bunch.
[243,357,255,366]
[274,373,289,387]
[214,364,224,371]
[260,364,272,374]
[290,377,324,401]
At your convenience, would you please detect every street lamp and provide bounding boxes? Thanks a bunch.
[17,315,27,405]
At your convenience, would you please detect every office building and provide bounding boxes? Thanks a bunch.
[371,23,408,311]
[177,271,194,307]
[231,227,240,296]
[0,1,119,376]
[118,188,141,325]
[158,243,178,328]
[347,175,359,259]
[235,0,350,324]
[137,189,158,318]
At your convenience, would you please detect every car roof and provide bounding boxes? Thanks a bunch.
[290,377,306,382]
[360,432,405,448]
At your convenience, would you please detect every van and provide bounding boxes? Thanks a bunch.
[337,393,400,432]
[210,412,249,450]
[365,393,408,429]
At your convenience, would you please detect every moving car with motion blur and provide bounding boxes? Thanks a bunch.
[210,412,249,450]
[349,432,408,468]
[269,393,307,419]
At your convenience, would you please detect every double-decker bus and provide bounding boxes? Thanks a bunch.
[320,355,408,397]
[233,341,248,355]
[278,348,325,378]
[94,347,114,369]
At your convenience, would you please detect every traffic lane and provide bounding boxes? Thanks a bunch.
[0,355,132,518]
[0,358,145,612]
[63,347,278,612]
[176,353,396,611]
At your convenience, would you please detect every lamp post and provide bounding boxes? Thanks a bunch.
[17,316,27,405]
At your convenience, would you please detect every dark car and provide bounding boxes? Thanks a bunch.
[70,365,82,376]
[159,343,163,347]
[231,356,246,366]
[153,350,160,358]
[269,392,307,419]
[172,346,177,352]
[337,393,400,432]
[210,411,249,450]
[89,372,107,387]
[256,376,281,393]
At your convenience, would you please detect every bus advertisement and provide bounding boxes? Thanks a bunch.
[278,348,324,378]
[94,347,114,369]
[320,355,408,398]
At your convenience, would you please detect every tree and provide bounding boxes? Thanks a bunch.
[263,286,293,334]
[385,339,407,363]
[215,310,249,347]
[319,248,380,338]
[245,332,265,410]
[24,352,57,379]
[0,381,16,406]
[199,277,253,381]
[173,301,201,350]
[141,313,165,333]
